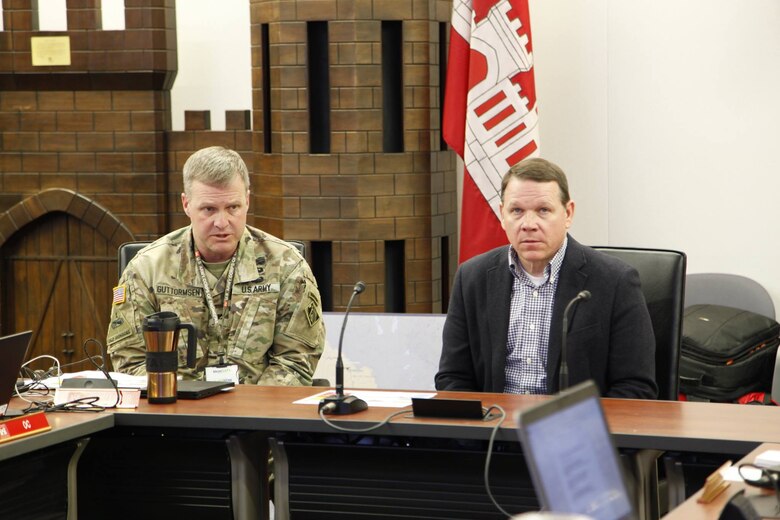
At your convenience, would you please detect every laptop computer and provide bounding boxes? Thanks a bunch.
[140,380,234,400]
[0,330,33,418]
[515,380,636,520]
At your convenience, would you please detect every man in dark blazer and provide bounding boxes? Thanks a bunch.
[435,159,657,399]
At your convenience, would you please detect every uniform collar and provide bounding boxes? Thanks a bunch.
[178,227,260,286]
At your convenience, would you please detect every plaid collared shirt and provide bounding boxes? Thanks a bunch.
[504,237,568,394]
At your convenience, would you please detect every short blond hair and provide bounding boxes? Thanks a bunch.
[182,146,250,197]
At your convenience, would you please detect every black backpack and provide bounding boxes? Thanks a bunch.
[679,304,780,402]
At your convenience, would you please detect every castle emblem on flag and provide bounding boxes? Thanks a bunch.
[457,0,540,218]
[444,0,541,262]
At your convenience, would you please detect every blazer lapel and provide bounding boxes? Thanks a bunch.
[486,258,512,392]
[547,237,589,391]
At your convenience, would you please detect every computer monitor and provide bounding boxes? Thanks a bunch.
[0,330,33,418]
[516,380,636,520]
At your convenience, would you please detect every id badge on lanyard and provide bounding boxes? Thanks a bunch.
[195,248,238,370]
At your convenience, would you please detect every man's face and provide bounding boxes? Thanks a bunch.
[181,175,249,263]
[499,178,574,277]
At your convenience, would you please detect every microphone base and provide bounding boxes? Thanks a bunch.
[318,394,368,415]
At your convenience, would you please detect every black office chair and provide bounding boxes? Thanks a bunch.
[286,240,305,257]
[117,241,151,278]
[593,247,687,402]
[594,246,687,519]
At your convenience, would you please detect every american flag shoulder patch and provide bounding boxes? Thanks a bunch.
[112,285,126,305]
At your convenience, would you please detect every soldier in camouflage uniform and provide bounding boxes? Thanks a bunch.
[107,146,325,385]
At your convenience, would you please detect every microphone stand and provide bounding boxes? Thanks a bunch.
[559,290,591,392]
[319,281,368,415]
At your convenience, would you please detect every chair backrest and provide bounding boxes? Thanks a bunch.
[287,240,305,257]
[594,247,687,401]
[685,273,775,319]
[117,241,151,279]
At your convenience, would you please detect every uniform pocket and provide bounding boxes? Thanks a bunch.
[230,293,273,353]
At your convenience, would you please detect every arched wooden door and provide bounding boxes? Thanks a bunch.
[0,212,118,372]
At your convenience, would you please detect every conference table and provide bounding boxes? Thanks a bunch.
[3,385,780,519]
[114,386,780,450]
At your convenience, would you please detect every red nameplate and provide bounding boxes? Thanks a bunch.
[0,412,51,444]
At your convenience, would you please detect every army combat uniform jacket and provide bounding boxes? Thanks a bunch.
[107,226,325,386]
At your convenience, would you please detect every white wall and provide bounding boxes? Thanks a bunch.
[529,0,610,246]
[171,0,252,131]
[530,0,780,310]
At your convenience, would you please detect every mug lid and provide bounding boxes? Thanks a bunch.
[142,311,180,331]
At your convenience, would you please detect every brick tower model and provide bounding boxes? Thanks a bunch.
[250,0,458,313]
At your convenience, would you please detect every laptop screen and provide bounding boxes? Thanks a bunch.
[516,380,635,520]
[0,330,33,417]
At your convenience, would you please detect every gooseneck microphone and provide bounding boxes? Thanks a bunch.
[559,290,592,392]
[319,281,368,415]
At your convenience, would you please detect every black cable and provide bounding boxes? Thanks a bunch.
[319,400,512,517]
[738,461,780,514]
[22,354,104,383]
[482,404,513,518]
[739,463,780,494]
[21,338,121,411]
[81,337,121,409]
[318,407,412,433]
[29,349,106,381]
[20,366,40,380]
[54,354,106,372]
[24,396,106,414]
[19,379,52,395]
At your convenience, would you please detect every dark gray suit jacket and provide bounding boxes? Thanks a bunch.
[435,237,658,398]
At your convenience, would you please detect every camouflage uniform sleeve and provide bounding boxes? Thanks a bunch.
[257,259,325,386]
[106,267,157,376]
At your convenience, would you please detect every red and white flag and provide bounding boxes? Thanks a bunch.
[443,0,540,263]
